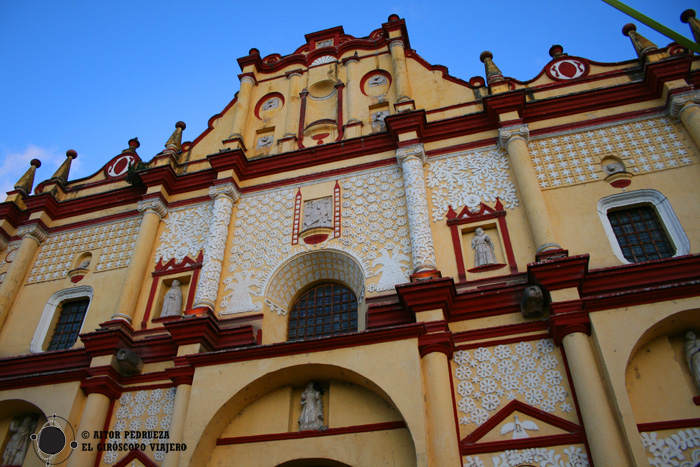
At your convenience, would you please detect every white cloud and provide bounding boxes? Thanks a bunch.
[0,145,65,197]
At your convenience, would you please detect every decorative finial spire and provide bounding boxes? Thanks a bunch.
[13,159,41,196]
[681,10,700,44]
[163,121,186,155]
[622,24,658,58]
[50,150,78,184]
[480,51,504,84]
[121,137,140,154]
[549,45,567,59]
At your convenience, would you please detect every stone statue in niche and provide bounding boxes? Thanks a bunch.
[471,228,497,267]
[262,98,279,110]
[298,382,326,431]
[369,75,387,87]
[302,198,332,230]
[371,111,390,131]
[685,331,700,392]
[2,415,38,466]
[160,280,183,317]
[77,258,90,269]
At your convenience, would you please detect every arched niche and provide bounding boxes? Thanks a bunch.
[264,250,366,327]
[188,364,417,467]
[0,400,47,467]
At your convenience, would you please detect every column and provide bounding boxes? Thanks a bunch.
[193,183,239,310]
[111,198,167,322]
[560,331,633,466]
[0,223,47,330]
[389,40,412,103]
[669,93,700,150]
[396,144,437,275]
[68,379,119,467]
[283,71,303,139]
[345,57,361,124]
[229,75,256,141]
[162,367,194,467]
[419,334,461,467]
[499,125,562,254]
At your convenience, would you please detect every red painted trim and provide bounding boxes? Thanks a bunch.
[452,321,548,344]
[418,332,454,358]
[637,418,700,432]
[292,189,301,245]
[112,449,159,467]
[449,222,466,281]
[302,233,328,245]
[454,332,551,351]
[462,433,585,455]
[335,82,345,141]
[544,57,590,81]
[94,397,115,467]
[297,90,308,149]
[694,396,700,406]
[216,420,406,446]
[333,181,341,238]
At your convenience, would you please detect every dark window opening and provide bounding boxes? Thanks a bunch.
[288,283,358,340]
[608,206,674,263]
[47,298,90,351]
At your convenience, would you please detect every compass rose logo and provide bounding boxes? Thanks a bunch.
[30,414,78,465]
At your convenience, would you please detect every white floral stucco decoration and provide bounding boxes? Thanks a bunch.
[463,445,588,467]
[155,204,212,263]
[427,148,518,222]
[641,428,700,467]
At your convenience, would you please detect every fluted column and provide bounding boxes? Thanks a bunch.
[193,183,239,311]
[111,198,168,322]
[229,75,256,141]
[162,368,194,467]
[419,334,461,467]
[499,125,562,254]
[283,72,303,138]
[669,92,700,150]
[396,144,437,274]
[0,224,47,330]
[389,40,411,103]
[561,331,633,466]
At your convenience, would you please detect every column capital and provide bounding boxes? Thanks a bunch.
[137,197,168,219]
[396,143,426,165]
[209,182,240,202]
[18,223,48,244]
[239,74,256,86]
[550,308,590,347]
[498,124,530,147]
[669,91,700,120]
[286,71,303,79]
[0,234,8,252]
[81,373,122,399]
[166,365,195,386]
[389,39,405,50]
[418,332,454,359]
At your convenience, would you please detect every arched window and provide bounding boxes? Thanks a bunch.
[288,283,358,340]
[31,286,93,353]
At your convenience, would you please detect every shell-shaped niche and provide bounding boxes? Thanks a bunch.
[303,79,339,147]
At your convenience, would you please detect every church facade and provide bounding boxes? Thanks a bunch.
[1,12,700,467]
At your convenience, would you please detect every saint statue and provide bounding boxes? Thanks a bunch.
[685,331,700,393]
[298,382,325,431]
[160,280,183,318]
[471,228,497,267]
[2,415,37,466]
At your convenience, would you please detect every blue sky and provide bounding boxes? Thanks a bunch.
[0,1,695,195]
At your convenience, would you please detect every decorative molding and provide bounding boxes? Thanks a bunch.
[18,223,48,244]
[640,427,700,467]
[239,75,256,86]
[154,204,211,263]
[137,198,168,219]
[498,124,530,147]
[388,39,404,50]
[418,332,454,358]
[550,308,590,347]
[396,143,427,165]
[597,189,690,264]
[463,445,589,467]
[209,181,240,202]
[309,55,336,67]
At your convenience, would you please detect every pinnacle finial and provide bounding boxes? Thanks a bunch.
[121,137,140,154]
[480,51,504,84]
[622,23,658,58]
[681,10,700,44]
[164,121,186,155]
[50,150,78,184]
[13,159,41,196]
[549,45,566,59]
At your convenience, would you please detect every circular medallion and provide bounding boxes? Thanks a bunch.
[546,58,588,81]
[106,155,137,178]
